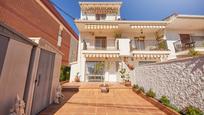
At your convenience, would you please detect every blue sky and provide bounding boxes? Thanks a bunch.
[51,0,204,34]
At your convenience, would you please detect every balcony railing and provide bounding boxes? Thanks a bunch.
[82,39,118,51]
[173,40,195,52]
[82,39,168,51]
[130,40,168,51]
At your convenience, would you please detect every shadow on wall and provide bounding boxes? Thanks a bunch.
[184,57,204,73]
[38,87,79,115]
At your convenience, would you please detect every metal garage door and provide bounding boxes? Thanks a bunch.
[31,49,55,115]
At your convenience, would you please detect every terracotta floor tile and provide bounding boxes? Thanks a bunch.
[39,83,168,115]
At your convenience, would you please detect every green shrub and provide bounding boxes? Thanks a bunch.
[138,87,145,93]
[60,66,70,81]
[146,89,156,98]
[160,96,170,106]
[185,106,203,115]
[169,105,180,112]
[158,40,167,50]
[188,48,199,57]
[133,84,139,89]
[159,96,180,112]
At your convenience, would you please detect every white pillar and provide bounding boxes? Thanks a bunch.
[80,55,86,82]
[104,61,109,82]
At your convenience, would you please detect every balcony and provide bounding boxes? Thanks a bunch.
[82,39,120,58]
[81,39,170,59]
[130,40,170,59]
[174,37,204,53]
[130,40,168,51]
[174,40,195,52]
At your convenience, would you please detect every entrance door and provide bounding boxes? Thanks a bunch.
[31,49,55,115]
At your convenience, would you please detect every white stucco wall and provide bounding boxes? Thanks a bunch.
[130,56,204,111]
[70,62,79,82]
[118,38,130,56]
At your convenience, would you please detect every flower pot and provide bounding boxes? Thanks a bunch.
[124,81,131,87]
[100,84,109,93]
[74,76,80,82]
[127,64,134,70]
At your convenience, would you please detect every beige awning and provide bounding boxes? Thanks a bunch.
[133,54,168,59]
[84,53,120,58]
[85,24,119,30]
[131,25,165,29]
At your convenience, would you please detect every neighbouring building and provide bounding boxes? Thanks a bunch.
[0,0,78,115]
[165,14,204,58]
[0,0,78,65]
[70,2,204,82]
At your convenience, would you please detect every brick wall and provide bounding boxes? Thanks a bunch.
[0,0,77,65]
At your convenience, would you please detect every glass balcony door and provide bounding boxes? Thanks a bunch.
[95,37,107,50]
[86,61,105,82]
[133,37,145,50]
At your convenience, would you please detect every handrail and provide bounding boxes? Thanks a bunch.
[173,40,195,52]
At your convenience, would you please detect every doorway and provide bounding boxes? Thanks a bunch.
[31,49,55,115]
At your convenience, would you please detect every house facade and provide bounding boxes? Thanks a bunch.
[70,2,171,82]
[71,2,204,82]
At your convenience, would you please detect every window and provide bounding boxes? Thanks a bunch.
[0,35,9,76]
[133,37,145,50]
[95,37,107,50]
[86,61,105,82]
[96,14,106,20]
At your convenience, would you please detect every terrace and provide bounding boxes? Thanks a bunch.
[39,82,171,115]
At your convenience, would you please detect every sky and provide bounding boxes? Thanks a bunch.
[51,0,204,34]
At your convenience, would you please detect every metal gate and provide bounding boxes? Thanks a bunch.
[31,49,55,115]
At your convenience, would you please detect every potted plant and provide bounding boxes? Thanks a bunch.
[158,40,167,51]
[100,83,109,93]
[119,68,131,86]
[74,72,80,82]
[115,32,122,38]
[127,64,134,70]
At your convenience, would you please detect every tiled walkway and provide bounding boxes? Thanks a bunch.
[40,83,167,115]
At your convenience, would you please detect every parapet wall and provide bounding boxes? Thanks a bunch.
[131,56,204,111]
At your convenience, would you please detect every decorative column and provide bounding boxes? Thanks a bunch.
[80,55,86,82]
[104,59,109,82]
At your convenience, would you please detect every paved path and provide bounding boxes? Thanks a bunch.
[40,83,167,115]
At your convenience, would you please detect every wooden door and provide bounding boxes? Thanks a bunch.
[180,34,191,44]
[31,49,55,115]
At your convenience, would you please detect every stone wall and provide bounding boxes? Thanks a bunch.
[130,57,204,111]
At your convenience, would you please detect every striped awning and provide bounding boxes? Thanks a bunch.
[133,54,168,59]
[84,53,120,58]
[131,25,165,29]
[85,24,119,30]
